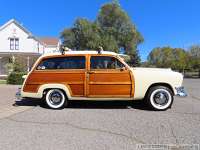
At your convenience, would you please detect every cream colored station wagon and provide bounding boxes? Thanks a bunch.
[16,50,187,110]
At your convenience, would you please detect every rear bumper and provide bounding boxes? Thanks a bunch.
[15,88,22,100]
[15,88,42,99]
[175,86,187,97]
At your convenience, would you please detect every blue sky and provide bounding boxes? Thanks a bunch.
[0,0,200,61]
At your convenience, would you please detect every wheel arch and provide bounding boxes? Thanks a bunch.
[38,84,72,99]
[145,82,174,98]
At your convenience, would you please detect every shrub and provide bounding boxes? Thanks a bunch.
[13,61,26,72]
[7,72,27,85]
[4,63,14,74]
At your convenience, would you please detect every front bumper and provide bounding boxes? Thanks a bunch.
[175,86,187,97]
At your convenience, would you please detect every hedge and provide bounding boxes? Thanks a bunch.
[7,72,27,85]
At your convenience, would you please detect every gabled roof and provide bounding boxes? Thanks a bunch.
[39,37,59,46]
[0,19,43,44]
[0,19,32,36]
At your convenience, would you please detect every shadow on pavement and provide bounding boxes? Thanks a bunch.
[13,98,44,107]
[68,100,152,110]
[13,98,152,110]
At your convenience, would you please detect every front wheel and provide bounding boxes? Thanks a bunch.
[45,89,67,109]
[146,86,174,111]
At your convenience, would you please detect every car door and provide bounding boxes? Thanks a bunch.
[87,55,133,98]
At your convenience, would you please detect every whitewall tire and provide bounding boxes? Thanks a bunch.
[146,86,173,111]
[45,89,66,109]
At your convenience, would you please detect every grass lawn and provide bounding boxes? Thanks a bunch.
[0,80,6,84]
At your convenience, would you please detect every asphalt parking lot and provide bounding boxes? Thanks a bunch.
[0,79,200,150]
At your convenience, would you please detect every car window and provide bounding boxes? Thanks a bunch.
[90,56,125,69]
[37,56,85,70]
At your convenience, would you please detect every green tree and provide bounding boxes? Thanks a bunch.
[148,47,188,71]
[61,18,102,50]
[61,1,143,66]
[187,45,200,70]
[96,1,143,65]
[171,48,188,71]
[61,28,76,49]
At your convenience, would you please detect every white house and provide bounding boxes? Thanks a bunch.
[0,19,60,77]
[39,37,60,54]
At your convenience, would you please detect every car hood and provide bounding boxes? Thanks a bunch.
[132,67,173,72]
[131,67,182,78]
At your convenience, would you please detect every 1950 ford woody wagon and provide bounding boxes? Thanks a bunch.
[16,50,187,110]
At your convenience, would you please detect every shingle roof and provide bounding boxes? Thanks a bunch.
[39,37,59,46]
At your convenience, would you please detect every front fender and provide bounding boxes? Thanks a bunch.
[131,68,183,100]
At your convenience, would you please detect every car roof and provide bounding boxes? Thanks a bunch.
[42,50,118,57]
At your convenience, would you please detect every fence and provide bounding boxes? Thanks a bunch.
[183,70,200,78]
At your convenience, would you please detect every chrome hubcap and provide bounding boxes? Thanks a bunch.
[153,91,169,106]
[49,91,62,105]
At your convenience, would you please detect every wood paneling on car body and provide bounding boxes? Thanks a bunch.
[23,70,86,96]
[88,70,132,97]
[23,54,135,99]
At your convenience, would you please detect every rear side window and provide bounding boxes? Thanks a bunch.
[37,56,85,70]
[90,56,125,69]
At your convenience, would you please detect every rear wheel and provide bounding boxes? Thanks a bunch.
[146,86,173,110]
[45,89,67,109]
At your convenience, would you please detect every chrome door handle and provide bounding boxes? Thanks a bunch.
[88,71,95,74]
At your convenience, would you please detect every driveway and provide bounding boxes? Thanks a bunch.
[0,79,199,150]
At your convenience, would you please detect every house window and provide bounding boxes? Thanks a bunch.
[10,38,14,50]
[15,38,19,50]
[10,38,19,50]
